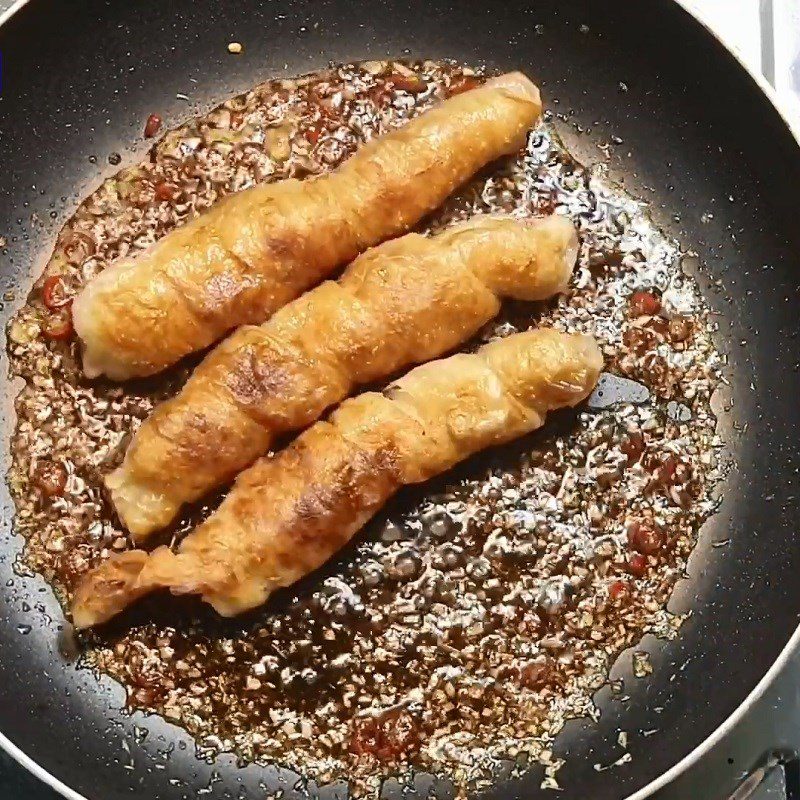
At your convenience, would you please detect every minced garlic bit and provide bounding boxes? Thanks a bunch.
[7,60,726,798]
[594,752,633,772]
[633,651,654,678]
[227,41,243,54]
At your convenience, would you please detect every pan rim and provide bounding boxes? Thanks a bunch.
[0,1,798,798]
[0,731,84,800]
[0,0,27,27]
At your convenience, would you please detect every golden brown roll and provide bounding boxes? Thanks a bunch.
[109,214,578,538]
[73,73,542,380]
[71,328,602,628]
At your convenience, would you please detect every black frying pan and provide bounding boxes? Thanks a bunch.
[1,1,800,798]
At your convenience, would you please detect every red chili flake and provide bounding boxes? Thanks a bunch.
[350,717,380,757]
[656,455,679,486]
[350,709,420,761]
[34,460,67,498]
[388,72,427,94]
[153,181,177,202]
[622,326,658,354]
[308,82,333,103]
[368,85,392,107]
[41,305,74,341]
[649,315,670,337]
[619,431,645,464]
[520,656,555,689]
[129,687,159,707]
[305,120,326,146]
[627,553,648,577]
[627,521,663,555]
[629,290,661,317]
[448,74,481,96]
[41,275,71,309]
[144,113,162,138]
[608,580,630,602]
[668,315,693,343]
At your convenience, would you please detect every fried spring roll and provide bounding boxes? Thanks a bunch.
[73,73,542,380]
[72,328,602,628]
[110,214,578,538]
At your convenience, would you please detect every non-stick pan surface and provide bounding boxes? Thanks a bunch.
[1,1,800,798]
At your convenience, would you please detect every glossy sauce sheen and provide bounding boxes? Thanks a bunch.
[6,61,725,795]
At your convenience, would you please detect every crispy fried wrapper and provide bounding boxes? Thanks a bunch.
[109,214,579,537]
[74,73,542,379]
[72,328,602,628]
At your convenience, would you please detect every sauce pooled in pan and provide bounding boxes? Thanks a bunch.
[6,60,725,796]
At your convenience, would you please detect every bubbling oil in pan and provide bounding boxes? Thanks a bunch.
[5,61,725,797]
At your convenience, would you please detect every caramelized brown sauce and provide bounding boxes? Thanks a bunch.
[6,61,725,796]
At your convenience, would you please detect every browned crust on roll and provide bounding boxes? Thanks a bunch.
[72,328,602,628]
[108,214,578,538]
[74,73,543,379]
